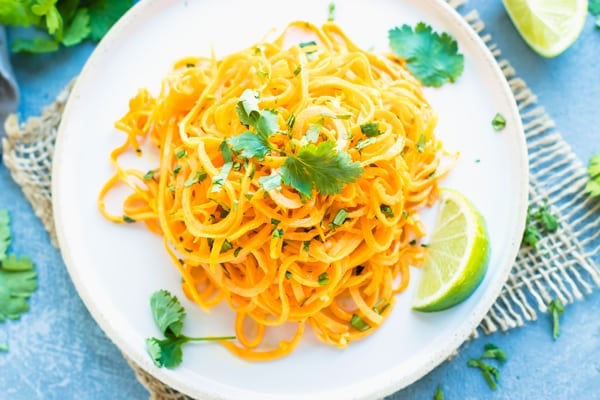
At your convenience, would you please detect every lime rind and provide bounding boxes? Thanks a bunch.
[503,0,588,58]
[412,189,491,312]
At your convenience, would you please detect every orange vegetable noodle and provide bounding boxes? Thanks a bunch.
[98,21,447,361]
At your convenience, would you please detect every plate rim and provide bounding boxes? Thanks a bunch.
[51,0,529,399]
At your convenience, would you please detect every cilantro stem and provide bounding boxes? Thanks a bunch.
[184,335,236,342]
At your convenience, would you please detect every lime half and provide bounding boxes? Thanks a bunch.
[413,189,490,312]
[503,0,588,58]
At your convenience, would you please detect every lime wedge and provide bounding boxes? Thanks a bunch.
[413,189,490,312]
[503,0,588,58]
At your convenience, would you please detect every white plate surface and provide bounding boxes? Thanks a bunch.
[53,0,528,399]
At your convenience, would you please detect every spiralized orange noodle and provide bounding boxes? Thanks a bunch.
[99,21,449,361]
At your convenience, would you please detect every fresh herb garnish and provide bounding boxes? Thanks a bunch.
[467,359,500,390]
[522,202,560,248]
[281,141,363,198]
[548,298,565,340]
[231,91,362,198]
[211,141,233,192]
[467,343,507,390]
[590,0,600,27]
[360,122,382,137]
[0,210,38,323]
[175,149,187,159]
[285,271,292,280]
[184,170,207,187]
[416,133,426,153]
[305,118,324,144]
[146,290,235,368]
[350,314,371,331]
[389,23,464,87]
[380,205,394,219]
[318,272,330,285]
[434,385,444,400]
[585,152,600,198]
[259,174,282,192]
[123,215,136,223]
[356,137,376,151]
[0,0,133,53]
[327,2,336,21]
[272,228,284,239]
[143,169,157,181]
[329,209,349,230]
[491,113,506,131]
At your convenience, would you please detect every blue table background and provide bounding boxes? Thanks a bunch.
[1,1,599,399]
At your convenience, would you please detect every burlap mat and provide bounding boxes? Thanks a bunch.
[2,0,599,398]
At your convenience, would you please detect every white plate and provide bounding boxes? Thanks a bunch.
[52,0,528,399]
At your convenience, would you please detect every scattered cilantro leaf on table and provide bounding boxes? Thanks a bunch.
[388,23,464,87]
[590,0,600,16]
[492,113,506,131]
[146,290,235,369]
[521,201,559,249]
[433,385,444,400]
[467,343,508,390]
[585,152,600,198]
[0,209,38,324]
[548,298,565,340]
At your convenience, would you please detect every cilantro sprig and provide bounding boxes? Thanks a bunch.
[467,343,508,390]
[145,290,235,369]
[589,0,600,28]
[548,298,565,340]
[0,209,38,325]
[0,0,134,53]
[389,22,464,87]
[585,152,600,198]
[228,90,363,198]
[521,201,559,249]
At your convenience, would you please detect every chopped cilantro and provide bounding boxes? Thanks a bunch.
[380,205,394,219]
[299,40,317,49]
[389,23,464,87]
[327,2,335,21]
[293,65,302,76]
[303,240,311,252]
[481,343,508,363]
[522,202,559,248]
[360,122,382,137]
[272,228,284,239]
[285,271,292,279]
[123,215,136,223]
[183,170,207,187]
[173,165,182,175]
[143,169,157,181]
[434,385,444,400]
[416,133,426,153]
[330,209,349,229]
[492,113,506,131]
[467,359,500,390]
[318,272,330,285]
[350,314,371,331]
[233,247,242,257]
[585,152,600,198]
[146,290,235,368]
[548,298,564,340]
[590,0,600,16]
[175,149,187,159]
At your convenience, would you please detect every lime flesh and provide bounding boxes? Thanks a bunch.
[412,189,490,312]
[503,0,588,58]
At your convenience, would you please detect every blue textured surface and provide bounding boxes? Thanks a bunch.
[1,1,599,399]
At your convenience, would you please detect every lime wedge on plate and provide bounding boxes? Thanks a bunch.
[503,0,588,57]
[413,189,490,312]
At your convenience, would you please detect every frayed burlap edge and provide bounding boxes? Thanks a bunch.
[2,0,599,399]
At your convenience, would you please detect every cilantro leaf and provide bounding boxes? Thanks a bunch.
[305,118,323,143]
[229,132,271,160]
[211,141,233,192]
[11,37,59,53]
[280,141,363,198]
[589,0,600,16]
[327,2,335,21]
[149,290,186,337]
[259,174,282,191]
[548,298,564,340]
[481,343,508,363]
[389,23,464,87]
[255,109,279,138]
[31,0,63,37]
[145,336,184,368]
[434,385,444,400]
[0,1,39,27]
[491,113,506,131]
[586,152,600,198]
[360,122,382,137]
[146,290,235,368]
[0,210,11,261]
[62,8,91,47]
[467,359,499,390]
[87,0,134,41]
[0,259,37,321]
[236,89,261,126]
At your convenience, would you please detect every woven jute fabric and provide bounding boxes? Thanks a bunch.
[2,0,599,398]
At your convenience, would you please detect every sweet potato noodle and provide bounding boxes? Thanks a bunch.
[99,21,447,361]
